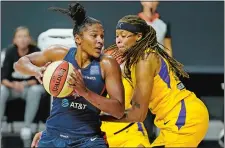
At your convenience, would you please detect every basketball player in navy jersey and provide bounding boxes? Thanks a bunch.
[14,3,124,148]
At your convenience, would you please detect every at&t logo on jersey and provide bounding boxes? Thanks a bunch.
[62,99,69,107]
[70,102,87,110]
[61,99,87,110]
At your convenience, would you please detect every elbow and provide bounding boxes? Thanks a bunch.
[14,56,26,71]
[14,61,20,71]
[114,104,125,119]
[131,111,147,122]
[138,115,146,122]
[139,112,148,122]
[115,110,125,119]
[131,116,145,122]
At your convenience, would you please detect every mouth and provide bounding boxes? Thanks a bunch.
[118,46,125,50]
[95,47,102,53]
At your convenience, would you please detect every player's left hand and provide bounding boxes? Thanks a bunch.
[70,68,89,97]
[31,131,42,148]
[13,81,25,92]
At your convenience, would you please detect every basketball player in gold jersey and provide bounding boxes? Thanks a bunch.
[101,15,209,147]
[101,48,151,147]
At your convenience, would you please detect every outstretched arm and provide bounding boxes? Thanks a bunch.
[100,53,160,122]
[14,46,69,82]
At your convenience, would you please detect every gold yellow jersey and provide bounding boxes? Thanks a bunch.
[130,52,192,119]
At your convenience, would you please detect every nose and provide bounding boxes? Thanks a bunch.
[116,37,122,45]
[97,36,103,46]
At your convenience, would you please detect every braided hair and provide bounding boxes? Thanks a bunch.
[105,15,189,84]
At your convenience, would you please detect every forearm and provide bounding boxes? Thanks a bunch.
[165,48,172,57]
[2,79,14,88]
[14,56,40,76]
[164,38,173,57]
[24,79,38,86]
[100,108,141,122]
[84,89,124,119]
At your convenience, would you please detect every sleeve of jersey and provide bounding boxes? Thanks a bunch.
[165,21,172,38]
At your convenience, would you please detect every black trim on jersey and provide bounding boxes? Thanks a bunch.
[159,15,172,39]
[113,123,135,135]
[152,146,165,148]
[165,21,171,38]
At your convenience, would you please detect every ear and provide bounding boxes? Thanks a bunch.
[136,33,143,42]
[75,34,82,45]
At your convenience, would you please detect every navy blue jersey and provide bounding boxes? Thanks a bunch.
[46,47,106,135]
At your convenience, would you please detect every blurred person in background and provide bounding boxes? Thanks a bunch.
[0,26,45,140]
[139,0,172,57]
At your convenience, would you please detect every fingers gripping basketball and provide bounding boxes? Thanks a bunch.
[43,61,75,98]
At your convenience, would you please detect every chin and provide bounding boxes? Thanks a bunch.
[118,48,127,53]
[93,52,101,58]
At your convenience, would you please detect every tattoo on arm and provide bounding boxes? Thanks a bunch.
[124,110,129,119]
[131,101,141,108]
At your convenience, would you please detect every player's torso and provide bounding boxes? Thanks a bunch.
[131,54,192,119]
[46,47,106,135]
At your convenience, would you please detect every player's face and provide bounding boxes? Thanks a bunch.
[13,29,31,50]
[76,23,104,58]
[116,29,142,52]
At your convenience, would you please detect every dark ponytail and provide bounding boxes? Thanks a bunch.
[49,2,101,36]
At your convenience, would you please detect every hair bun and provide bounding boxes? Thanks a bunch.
[68,3,86,25]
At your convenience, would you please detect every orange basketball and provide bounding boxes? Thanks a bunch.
[43,60,75,98]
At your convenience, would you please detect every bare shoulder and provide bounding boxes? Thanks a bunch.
[145,51,160,62]
[138,51,161,66]
[100,55,119,70]
[136,50,161,76]
[100,55,118,65]
[100,55,121,79]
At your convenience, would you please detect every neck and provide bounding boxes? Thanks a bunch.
[75,47,91,68]
[142,7,154,20]
[18,47,29,57]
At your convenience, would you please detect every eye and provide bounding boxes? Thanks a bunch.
[91,34,97,38]
[121,33,127,38]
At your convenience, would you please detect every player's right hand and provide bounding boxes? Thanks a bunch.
[31,131,42,148]
[35,62,51,84]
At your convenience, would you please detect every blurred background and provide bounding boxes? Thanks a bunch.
[1,1,224,148]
